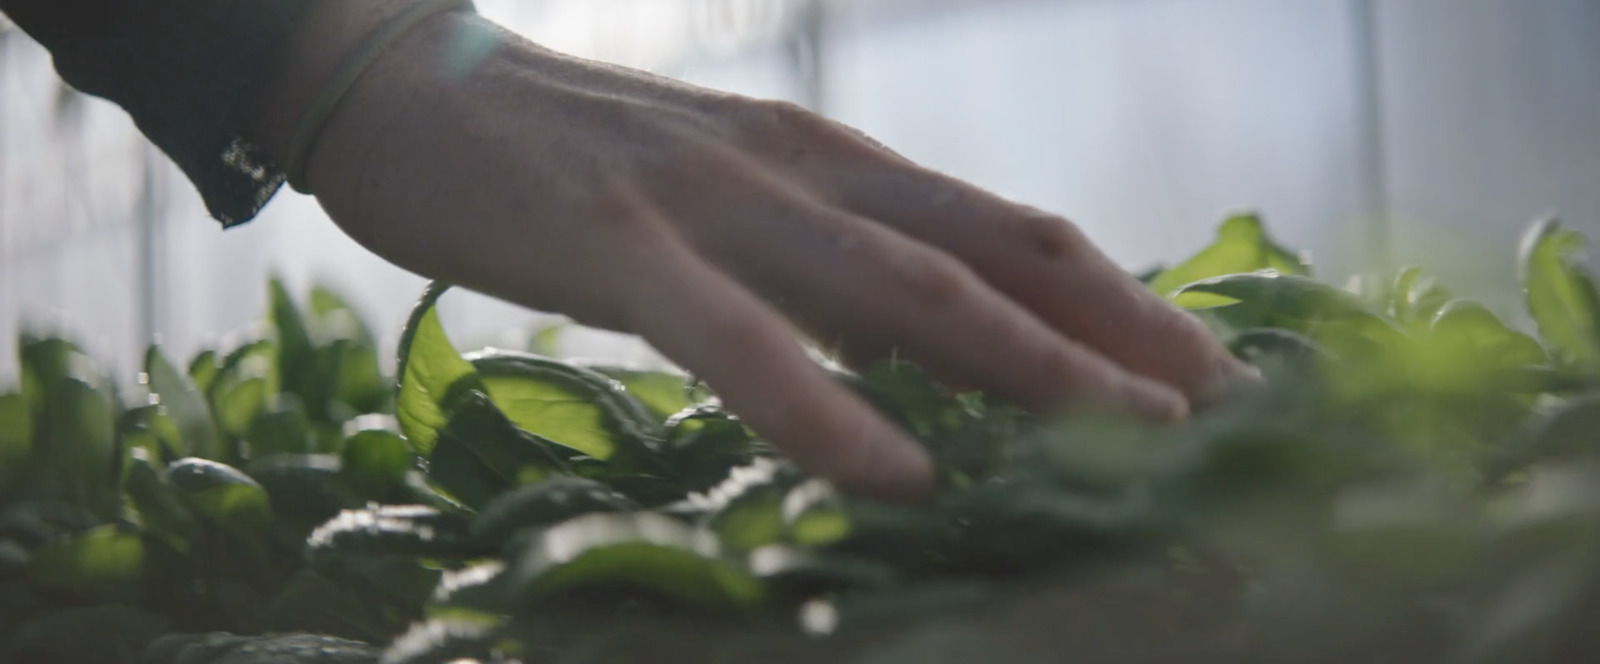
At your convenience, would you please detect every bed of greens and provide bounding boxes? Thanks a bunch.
[4,214,1600,663]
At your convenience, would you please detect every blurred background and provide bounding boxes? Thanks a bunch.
[1,0,1597,380]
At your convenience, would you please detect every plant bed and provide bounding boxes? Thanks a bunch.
[4,214,1600,663]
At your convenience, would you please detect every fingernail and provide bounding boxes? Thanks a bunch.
[1121,377,1190,425]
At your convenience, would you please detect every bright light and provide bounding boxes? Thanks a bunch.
[473,0,798,71]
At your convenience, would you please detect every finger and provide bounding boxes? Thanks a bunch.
[687,197,1189,423]
[834,166,1258,403]
[623,239,935,502]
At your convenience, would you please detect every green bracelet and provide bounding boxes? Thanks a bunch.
[283,0,475,195]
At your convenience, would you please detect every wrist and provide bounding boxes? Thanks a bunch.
[241,0,474,175]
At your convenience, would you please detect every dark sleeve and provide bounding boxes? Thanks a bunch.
[1,0,315,227]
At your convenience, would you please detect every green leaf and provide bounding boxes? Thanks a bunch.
[470,478,638,547]
[306,505,480,563]
[119,405,182,465]
[1429,300,1548,370]
[711,482,789,553]
[1,606,168,663]
[664,406,761,494]
[396,282,482,454]
[246,454,348,531]
[1147,213,1308,302]
[697,460,804,554]
[18,335,90,418]
[1519,217,1600,370]
[428,436,511,512]
[425,390,570,509]
[263,569,396,642]
[469,350,663,462]
[123,449,198,553]
[855,361,956,438]
[783,480,851,547]
[1388,266,1423,322]
[270,277,319,405]
[581,363,703,421]
[1177,271,1405,360]
[1486,394,1600,482]
[167,458,273,533]
[207,339,277,443]
[507,512,764,609]
[48,378,118,516]
[26,524,144,598]
[746,546,899,595]
[1177,271,1379,323]
[212,378,269,447]
[323,338,389,416]
[339,429,415,500]
[247,398,318,458]
[1227,328,1332,370]
[187,349,218,395]
[144,346,220,459]
[310,285,377,345]
[0,392,32,476]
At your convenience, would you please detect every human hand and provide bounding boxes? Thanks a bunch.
[245,6,1257,501]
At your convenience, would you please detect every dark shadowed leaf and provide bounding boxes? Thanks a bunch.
[271,278,319,406]
[25,524,144,598]
[123,449,198,553]
[425,390,570,509]
[470,478,638,547]
[247,398,318,458]
[340,429,415,500]
[246,453,348,531]
[0,392,32,475]
[0,606,167,664]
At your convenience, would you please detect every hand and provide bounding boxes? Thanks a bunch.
[245,6,1256,501]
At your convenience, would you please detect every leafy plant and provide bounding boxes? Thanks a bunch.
[7,215,1600,663]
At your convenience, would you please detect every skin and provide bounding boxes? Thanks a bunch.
[243,2,1258,502]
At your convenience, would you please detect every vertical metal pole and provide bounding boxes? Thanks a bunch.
[1351,0,1392,273]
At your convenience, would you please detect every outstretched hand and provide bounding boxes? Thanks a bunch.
[245,4,1256,501]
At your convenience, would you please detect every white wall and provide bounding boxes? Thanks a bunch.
[1377,0,1600,307]
[819,0,1373,275]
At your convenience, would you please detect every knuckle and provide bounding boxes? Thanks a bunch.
[886,250,978,310]
[1010,211,1091,261]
